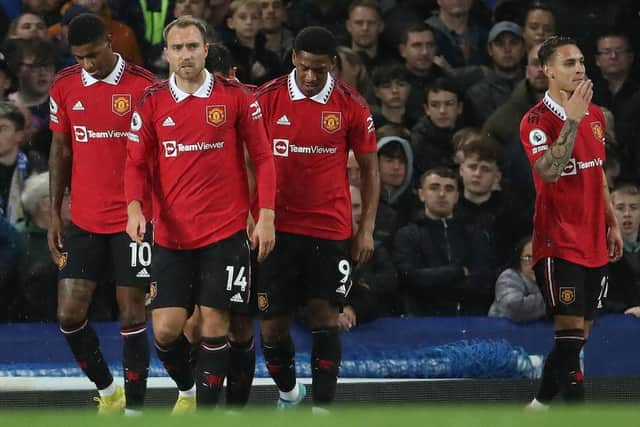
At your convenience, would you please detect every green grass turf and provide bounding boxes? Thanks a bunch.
[1,405,638,427]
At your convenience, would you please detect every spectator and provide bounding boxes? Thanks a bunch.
[393,167,495,316]
[520,0,556,52]
[605,182,640,317]
[23,0,61,26]
[465,21,525,126]
[7,37,55,135]
[338,185,399,331]
[426,0,490,68]
[285,0,348,40]
[334,46,377,105]
[0,101,44,225]
[260,0,293,66]
[483,42,546,200]
[6,11,48,39]
[344,0,390,73]
[489,235,546,322]
[411,77,464,180]
[377,129,415,234]
[223,0,282,85]
[370,63,412,130]
[398,22,446,126]
[49,0,143,65]
[451,126,481,166]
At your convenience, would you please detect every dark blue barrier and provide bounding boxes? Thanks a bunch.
[0,315,637,378]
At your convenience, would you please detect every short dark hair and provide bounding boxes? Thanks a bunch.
[538,35,577,66]
[461,138,503,165]
[294,26,337,57]
[425,77,462,102]
[520,0,555,27]
[8,38,56,76]
[206,43,234,76]
[0,101,26,130]
[399,21,435,46]
[595,29,632,51]
[378,140,407,162]
[348,0,382,18]
[612,181,640,197]
[507,235,533,271]
[371,63,408,87]
[68,13,108,46]
[420,167,460,189]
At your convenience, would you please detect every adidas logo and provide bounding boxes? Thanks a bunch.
[162,116,175,127]
[72,101,85,111]
[136,268,150,278]
[336,284,346,295]
[276,114,291,126]
[230,293,244,303]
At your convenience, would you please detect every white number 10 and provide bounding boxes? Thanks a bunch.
[129,242,151,267]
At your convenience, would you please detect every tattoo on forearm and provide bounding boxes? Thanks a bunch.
[545,118,579,177]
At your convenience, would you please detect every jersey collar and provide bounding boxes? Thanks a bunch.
[169,69,214,103]
[543,90,589,121]
[81,54,125,87]
[287,69,334,104]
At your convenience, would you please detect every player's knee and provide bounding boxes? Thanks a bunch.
[153,323,183,346]
[260,318,290,343]
[229,314,253,343]
[57,308,86,330]
[118,304,147,328]
[306,300,339,329]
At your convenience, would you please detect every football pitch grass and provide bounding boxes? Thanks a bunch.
[1,404,638,427]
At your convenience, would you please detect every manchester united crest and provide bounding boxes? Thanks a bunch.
[149,282,158,302]
[321,111,341,134]
[112,94,131,116]
[58,252,68,271]
[206,105,226,127]
[591,121,604,143]
[257,292,269,311]
[559,287,575,304]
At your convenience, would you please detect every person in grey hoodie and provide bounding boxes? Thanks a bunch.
[489,236,546,322]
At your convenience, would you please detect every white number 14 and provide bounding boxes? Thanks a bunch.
[225,266,247,291]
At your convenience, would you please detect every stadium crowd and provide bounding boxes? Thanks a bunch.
[0,0,639,328]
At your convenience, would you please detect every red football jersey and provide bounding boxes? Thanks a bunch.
[256,71,377,240]
[49,55,155,234]
[520,92,608,268]
[126,71,276,250]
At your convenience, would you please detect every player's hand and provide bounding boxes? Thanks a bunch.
[624,306,640,317]
[562,79,593,122]
[433,55,452,71]
[352,228,374,264]
[251,61,267,80]
[607,223,623,262]
[246,212,256,238]
[337,306,357,331]
[126,201,146,244]
[47,213,65,265]
[251,208,275,262]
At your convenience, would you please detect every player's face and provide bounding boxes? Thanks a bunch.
[375,79,410,109]
[399,30,436,74]
[346,6,383,50]
[424,90,461,129]
[14,13,47,40]
[519,241,535,282]
[165,25,208,82]
[544,44,585,93]
[595,36,634,77]
[292,50,335,97]
[70,38,114,80]
[526,43,547,92]
[613,192,640,241]
[489,32,525,72]
[350,185,362,234]
[174,0,207,18]
[0,118,23,157]
[523,9,555,50]
[261,0,286,33]
[347,150,361,188]
[227,5,261,42]
[379,153,406,189]
[419,173,459,219]
[459,154,500,197]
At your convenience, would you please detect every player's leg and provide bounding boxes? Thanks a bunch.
[112,232,153,414]
[149,245,195,411]
[304,237,351,411]
[183,305,201,370]
[227,312,256,407]
[194,231,252,407]
[57,224,120,413]
[257,232,304,406]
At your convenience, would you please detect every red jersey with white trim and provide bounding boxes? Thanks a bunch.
[125,71,276,250]
[49,55,155,234]
[256,71,376,240]
[520,92,608,267]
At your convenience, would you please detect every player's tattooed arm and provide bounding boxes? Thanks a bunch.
[534,118,579,182]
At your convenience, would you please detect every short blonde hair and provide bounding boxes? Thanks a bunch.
[163,15,208,43]
[229,0,262,15]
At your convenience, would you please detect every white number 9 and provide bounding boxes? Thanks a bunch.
[338,259,351,283]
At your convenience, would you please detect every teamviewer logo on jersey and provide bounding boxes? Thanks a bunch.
[561,158,577,176]
[273,138,289,157]
[163,141,177,157]
[73,126,88,143]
